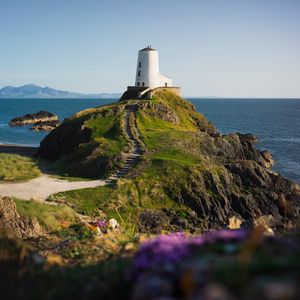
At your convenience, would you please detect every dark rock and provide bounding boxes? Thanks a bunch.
[9,111,59,127]
[138,210,168,233]
[237,132,258,143]
[138,208,205,233]
[30,120,61,131]
[173,154,300,230]
[36,120,93,160]
[260,150,275,169]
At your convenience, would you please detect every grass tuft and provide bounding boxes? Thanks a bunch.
[0,153,40,182]
[14,199,77,231]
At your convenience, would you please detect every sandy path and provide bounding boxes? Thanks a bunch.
[0,104,144,201]
[0,174,108,200]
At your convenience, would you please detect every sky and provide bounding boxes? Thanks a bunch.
[0,0,300,97]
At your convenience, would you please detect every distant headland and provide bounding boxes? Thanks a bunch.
[0,84,121,99]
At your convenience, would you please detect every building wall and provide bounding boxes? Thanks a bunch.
[158,74,172,87]
[135,50,159,89]
[148,87,181,99]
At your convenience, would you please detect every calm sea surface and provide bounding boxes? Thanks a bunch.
[0,98,299,183]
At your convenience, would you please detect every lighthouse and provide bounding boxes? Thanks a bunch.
[135,46,172,89]
[120,46,181,101]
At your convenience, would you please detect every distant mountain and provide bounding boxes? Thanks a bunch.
[0,84,121,99]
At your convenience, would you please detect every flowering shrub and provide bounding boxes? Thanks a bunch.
[133,230,248,274]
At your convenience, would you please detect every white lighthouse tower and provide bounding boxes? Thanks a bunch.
[135,46,172,89]
[120,46,180,101]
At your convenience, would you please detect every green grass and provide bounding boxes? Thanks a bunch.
[39,105,128,179]
[48,158,195,237]
[44,90,227,236]
[49,185,117,217]
[150,90,216,132]
[137,98,204,166]
[14,199,77,231]
[0,153,40,181]
[85,114,127,156]
[47,90,223,235]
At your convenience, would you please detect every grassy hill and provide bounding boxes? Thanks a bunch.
[2,90,300,300]
[38,90,300,234]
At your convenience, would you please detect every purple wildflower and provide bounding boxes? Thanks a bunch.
[133,229,248,274]
[203,229,248,244]
[90,220,107,228]
[134,233,191,271]
[96,220,107,228]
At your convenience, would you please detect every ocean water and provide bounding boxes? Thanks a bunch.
[0,98,299,184]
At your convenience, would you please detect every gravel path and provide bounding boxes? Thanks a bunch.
[0,105,143,201]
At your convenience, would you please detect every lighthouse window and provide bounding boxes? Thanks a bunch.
[138,70,141,77]
[137,82,140,86]
[139,62,141,68]
[142,82,145,87]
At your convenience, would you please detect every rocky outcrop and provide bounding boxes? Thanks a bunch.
[30,120,61,131]
[137,101,180,125]
[171,133,300,231]
[260,149,275,169]
[9,111,59,127]
[138,208,202,233]
[0,197,43,238]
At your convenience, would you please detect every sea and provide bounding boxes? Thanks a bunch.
[0,98,299,184]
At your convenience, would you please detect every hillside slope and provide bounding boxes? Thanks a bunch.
[38,90,300,231]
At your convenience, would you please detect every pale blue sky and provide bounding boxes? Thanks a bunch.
[1,0,300,97]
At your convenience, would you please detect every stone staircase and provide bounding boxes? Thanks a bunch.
[105,104,143,184]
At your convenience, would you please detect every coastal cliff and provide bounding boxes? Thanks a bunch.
[2,90,300,300]
[37,90,300,231]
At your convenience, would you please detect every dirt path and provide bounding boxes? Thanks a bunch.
[0,104,144,201]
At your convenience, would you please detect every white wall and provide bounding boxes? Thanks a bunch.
[159,74,172,87]
[135,50,159,89]
[135,48,173,89]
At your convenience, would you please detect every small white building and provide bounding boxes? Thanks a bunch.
[135,46,172,89]
[120,46,180,101]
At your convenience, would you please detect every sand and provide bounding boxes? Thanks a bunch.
[0,174,108,200]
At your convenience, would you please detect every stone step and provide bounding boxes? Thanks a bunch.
[116,171,128,175]
[125,160,138,164]
[126,157,137,161]
[103,107,144,184]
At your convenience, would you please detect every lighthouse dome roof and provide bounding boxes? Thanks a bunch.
[140,46,157,52]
